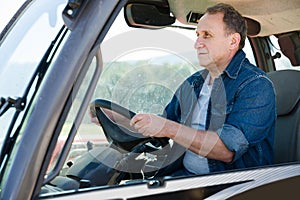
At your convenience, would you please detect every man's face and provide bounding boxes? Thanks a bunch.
[194,12,234,72]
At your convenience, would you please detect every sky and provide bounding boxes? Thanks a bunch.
[0,0,25,32]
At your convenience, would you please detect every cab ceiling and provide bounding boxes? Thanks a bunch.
[168,0,300,36]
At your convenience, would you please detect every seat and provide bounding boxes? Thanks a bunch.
[267,69,300,164]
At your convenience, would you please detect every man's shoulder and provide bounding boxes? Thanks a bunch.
[239,59,268,80]
[236,60,275,94]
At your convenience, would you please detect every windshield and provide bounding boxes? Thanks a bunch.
[0,0,67,162]
[0,1,24,32]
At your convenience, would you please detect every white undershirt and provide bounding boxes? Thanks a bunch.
[183,74,212,174]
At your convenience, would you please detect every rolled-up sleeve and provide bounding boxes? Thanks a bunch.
[216,125,249,162]
[216,75,276,163]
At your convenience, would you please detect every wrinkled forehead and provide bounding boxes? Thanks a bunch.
[197,13,226,33]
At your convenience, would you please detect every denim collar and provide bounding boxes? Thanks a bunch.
[223,50,246,79]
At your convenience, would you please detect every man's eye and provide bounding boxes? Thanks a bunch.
[196,32,211,38]
[203,33,211,38]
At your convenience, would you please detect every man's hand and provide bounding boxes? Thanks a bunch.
[89,108,100,125]
[130,113,234,162]
[130,113,168,137]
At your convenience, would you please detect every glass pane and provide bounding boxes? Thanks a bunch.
[96,11,198,113]
[0,0,66,151]
[270,35,300,71]
[46,57,105,175]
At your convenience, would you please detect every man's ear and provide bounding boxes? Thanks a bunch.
[230,33,241,50]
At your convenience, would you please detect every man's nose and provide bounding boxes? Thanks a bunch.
[194,38,205,49]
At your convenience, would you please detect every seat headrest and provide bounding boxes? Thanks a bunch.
[268,70,300,116]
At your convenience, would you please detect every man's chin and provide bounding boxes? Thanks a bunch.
[198,60,210,68]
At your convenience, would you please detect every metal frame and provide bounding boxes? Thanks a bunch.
[1,0,124,199]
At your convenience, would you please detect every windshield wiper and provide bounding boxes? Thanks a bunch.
[0,25,68,179]
[0,97,25,117]
[0,25,67,117]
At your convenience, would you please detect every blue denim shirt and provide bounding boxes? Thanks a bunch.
[162,50,276,173]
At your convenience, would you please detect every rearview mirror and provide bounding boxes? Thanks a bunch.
[124,3,176,29]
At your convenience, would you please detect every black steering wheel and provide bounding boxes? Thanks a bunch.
[45,100,181,190]
[54,99,185,186]
[89,99,169,152]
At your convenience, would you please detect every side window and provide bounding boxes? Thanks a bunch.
[269,35,300,71]
[44,55,105,179]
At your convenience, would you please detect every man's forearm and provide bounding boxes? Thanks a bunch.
[166,120,234,162]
